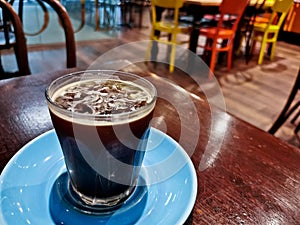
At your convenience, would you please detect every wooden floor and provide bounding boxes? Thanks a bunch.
[1,10,300,148]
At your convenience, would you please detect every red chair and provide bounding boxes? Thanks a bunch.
[197,0,249,77]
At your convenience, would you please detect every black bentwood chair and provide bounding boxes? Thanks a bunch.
[1,0,76,78]
[34,0,77,69]
[0,0,30,77]
[269,68,300,135]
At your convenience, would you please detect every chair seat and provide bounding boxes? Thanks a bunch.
[252,16,270,23]
[253,23,281,32]
[200,27,234,39]
[248,13,272,24]
[203,14,237,27]
[153,21,192,34]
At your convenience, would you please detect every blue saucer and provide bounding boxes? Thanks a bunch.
[0,128,197,225]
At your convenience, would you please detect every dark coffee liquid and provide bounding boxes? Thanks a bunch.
[49,110,153,198]
[48,79,155,204]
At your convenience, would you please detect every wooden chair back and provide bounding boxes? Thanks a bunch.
[42,0,76,68]
[272,0,294,13]
[268,0,293,28]
[151,0,185,27]
[0,0,76,77]
[217,0,249,32]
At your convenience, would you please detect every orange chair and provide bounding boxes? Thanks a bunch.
[197,0,249,77]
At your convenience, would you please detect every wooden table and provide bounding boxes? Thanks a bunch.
[0,68,299,224]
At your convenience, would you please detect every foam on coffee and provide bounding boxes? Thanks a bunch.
[50,79,154,125]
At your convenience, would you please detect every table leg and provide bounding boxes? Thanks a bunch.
[95,0,100,31]
[0,55,5,75]
[189,28,200,53]
[187,6,203,54]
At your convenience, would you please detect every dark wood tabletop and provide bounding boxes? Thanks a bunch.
[0,68,299,224]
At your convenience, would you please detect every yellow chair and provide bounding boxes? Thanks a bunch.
[251,0,293,65]
[149,0,192,72]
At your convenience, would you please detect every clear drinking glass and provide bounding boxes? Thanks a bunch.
[45,70,156,213]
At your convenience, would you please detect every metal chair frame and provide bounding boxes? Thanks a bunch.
[269,67,300,135]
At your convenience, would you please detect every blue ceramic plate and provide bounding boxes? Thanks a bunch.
[0,128,197,225]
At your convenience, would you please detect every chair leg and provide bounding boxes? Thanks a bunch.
[269,41,277,61]
[291,108,300,124]
[294,120,300,134]
[0,56,5,74]
[269,69,300,134]
[146,40,157,62]
[169,44,175,73]
[269,102,300,134]
[258,37,267,65]
[149,28,159,62]
[202,39,210,63]
[227,45,233,71]
[209,45,217,78]
[14,44,31,75]
[244,26,255,64]
[236,34,244,56]
[169,34,177,73]
[250,38,257,56]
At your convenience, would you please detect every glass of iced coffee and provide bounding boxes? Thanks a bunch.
[45,70,156,213]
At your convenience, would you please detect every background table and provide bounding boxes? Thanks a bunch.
[0,68,299,224]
